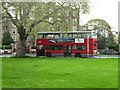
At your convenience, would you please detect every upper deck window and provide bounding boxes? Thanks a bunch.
[37,31,96,39]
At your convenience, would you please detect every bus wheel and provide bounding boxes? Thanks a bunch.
[75,53,81,57]
[46,52,51,57]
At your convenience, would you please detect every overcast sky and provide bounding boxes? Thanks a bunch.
[80,0,119,32]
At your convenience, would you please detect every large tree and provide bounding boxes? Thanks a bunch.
[2,1,89,57]
[84,19,116,49]
[2,2,65,57]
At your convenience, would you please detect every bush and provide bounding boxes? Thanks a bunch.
[2,45,11,49]
[115,51,120,55]
[14,48,16,52]
[32,46,36,49]
[2,31,14,45]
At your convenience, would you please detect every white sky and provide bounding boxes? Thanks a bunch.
[80,0,119,32]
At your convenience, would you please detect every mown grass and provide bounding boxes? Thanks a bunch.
[2,57,118,88]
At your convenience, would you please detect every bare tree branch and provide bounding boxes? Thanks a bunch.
[2,2,20,27]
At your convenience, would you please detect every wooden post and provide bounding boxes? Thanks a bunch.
[29,45,31,53]
[11,45,14,53]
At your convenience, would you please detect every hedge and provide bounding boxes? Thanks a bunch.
[0,45,11,49]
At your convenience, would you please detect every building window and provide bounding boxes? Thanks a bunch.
[73,18,77,24]
[3,26,6,30]
[6,26,8,31]
[57,26,61,31]
[3,26,8,31]
[73,26,77,31]
[73,12,76,16]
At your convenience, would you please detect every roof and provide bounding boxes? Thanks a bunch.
[37,30,94,34]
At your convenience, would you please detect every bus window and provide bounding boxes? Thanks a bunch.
[91,32,97,38]
[46,45,54,50]
[82,45,86,50]
[46,45,63,50]
[77,33,82,38]
[38,45,44,50]
[81,34,87,38]
[93,32,97,36]
[37,45,44,56]
[54,45,63,50]
[54,34,60,38]
[37,34,44,39]
[73,33,77,38]
[62,33,68,38]
[45,34,52,39]
[73,45,86,50]
[68,34,73,38]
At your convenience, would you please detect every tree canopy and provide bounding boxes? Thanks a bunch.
[84,19,116,49]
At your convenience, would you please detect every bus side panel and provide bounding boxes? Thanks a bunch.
[37,39,49,45]
[89,39,93,56]
[45,50,63,55]
[93,38,98,55]
[71,39,87,57]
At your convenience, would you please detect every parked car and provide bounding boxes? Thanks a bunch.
[0,49,4,55]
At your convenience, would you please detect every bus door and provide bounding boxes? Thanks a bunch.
[64,45,71,57]
[37,45,45,56]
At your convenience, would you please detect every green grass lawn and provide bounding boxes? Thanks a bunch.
[2,57,118,88]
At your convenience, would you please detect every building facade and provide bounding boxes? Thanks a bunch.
[1,18,18,47]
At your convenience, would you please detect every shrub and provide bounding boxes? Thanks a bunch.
[2,31,14,45]
[14,48,16,52]
[2,45,11,49]
[32,46,36,49]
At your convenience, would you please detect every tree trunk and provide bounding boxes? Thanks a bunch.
[16,26,27,57]
[16,38,26,57]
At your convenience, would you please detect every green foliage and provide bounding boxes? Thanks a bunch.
[2,31,14,45]
[85,19,116,49]
[2,57,118,88]
[1,45,11,49]
[14,48,16,52]
[32,46,36,49]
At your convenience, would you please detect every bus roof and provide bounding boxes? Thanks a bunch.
[37,31,95,34]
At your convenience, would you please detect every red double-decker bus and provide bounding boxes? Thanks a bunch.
[36,31,97,57]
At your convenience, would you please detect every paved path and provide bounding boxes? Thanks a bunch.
[0,54,119,58]
[91,55,120,58]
